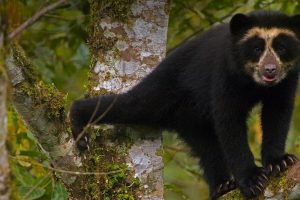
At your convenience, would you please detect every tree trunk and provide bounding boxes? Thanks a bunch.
[0,1,10,199]
[6,45,87,199]
[0,76,10,200]
[86,0,169,199]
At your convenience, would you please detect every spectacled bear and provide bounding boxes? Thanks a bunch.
[69,11,300,199]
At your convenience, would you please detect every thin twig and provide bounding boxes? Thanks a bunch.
[10,156,129,176]
[167,5,241,54]
[8,0,68,40]
[73,96,103,147]
[74,96,118,147]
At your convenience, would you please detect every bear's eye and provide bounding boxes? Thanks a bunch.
[276,45,286,54]
[253,47,263,55]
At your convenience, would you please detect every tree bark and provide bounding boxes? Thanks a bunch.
[0,76,10,200]
[87,0,169,199]
[6,45,87,199]
[0,1,10,199]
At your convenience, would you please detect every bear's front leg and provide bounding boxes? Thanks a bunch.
[261,77,299,177]
[212,93,268,198]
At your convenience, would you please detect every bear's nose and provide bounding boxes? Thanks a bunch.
[264,64,277,77]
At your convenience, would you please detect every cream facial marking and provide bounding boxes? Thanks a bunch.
[240,28,297,69]
[240,28,298,85]
[240,27,296,43]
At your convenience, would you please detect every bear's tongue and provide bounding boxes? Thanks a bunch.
[262,74,277,82]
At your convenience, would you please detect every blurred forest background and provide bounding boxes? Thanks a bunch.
[3,0,300,199]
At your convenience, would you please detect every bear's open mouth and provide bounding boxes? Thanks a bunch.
[262,75,277,83]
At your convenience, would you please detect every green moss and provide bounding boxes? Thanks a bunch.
[0,49,5,78]
[102,164,140,200]
[37,82,66,120]
[91,0,135,22]
[11,44,67,121]
[164,0,171,15]
[82,128,142,200]
[155,148,164,157]
[19,81,66,120]
[88,0,135,58]
[88,26,118,58]
[84,1,143,198]
[267,174,295,199]
[20,81,65,120]
[85,69,110,97]
[220,173,296,200]
[11,43,38,84]
[219,190,243,200]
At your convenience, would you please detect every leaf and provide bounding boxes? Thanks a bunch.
[12,165,35,186]
[51,182,68,200]
[19,150,44,158]
[19,186,45,200]
[71,43,89,69]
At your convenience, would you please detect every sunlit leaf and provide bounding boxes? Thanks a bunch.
[19,186,45,200]
[11,165,35,186]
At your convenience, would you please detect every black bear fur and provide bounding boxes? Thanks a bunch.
[70,11,300,199]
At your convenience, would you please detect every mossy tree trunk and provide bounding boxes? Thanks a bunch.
[85,0,169,199]
[0,76,9,200]
[0,71,10,200]
[0,1,10,199]
[6,45,88,199]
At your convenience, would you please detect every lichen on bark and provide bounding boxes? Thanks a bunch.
[88,0,135,58]
[86,0,169,199]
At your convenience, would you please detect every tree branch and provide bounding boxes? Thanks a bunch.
[220,162,300,199]
[5,44,88,199]
[8,0,68,40]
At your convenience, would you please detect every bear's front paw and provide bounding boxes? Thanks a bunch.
[264,154,298,177]
[210,179,236,200]
[76,136,90,152]
[238,167,269,198]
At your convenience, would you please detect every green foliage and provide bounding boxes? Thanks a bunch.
[20,0,90,104]
[168,0,300,50]
[51,182,68,200]
[19,186,45,200]
[8,107,67,200]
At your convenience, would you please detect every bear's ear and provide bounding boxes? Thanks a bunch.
[230,13,252,35]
